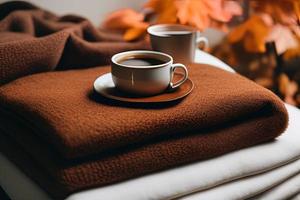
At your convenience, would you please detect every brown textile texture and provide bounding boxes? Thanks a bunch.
[0,63,288,199]
[0,1,149,85]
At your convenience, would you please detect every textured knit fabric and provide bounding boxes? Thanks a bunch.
[0,63,288,199]
[0,1,149,85]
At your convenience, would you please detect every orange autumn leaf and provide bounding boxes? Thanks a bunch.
[228,15,271,53]
[146,0,242,31]
[284,47,300,60]
[102,8,146,29]
[205,0,242,22]
[124,24,149,41]
[251,0,300,46]
[266,24,299,54]
[251,0,300,26]
[284,37,300,60]
[296,0,300,22]
[102,8,149,41]
[144,0,178,23]
[175,0,209,30]
[103,0,242,41]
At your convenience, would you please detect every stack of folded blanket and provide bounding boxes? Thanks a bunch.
[0,2,295,200]
[66,104,300,200]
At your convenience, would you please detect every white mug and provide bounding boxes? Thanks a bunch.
[148,24,209,64]
[111,50,188,96]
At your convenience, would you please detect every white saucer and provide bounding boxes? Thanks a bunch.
[94,73,115,93]
[93,73,194,103]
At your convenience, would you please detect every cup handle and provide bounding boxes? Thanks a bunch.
[196,36,209,50]
[169,63,188,90]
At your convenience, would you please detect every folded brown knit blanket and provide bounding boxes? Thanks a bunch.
[0,1,149,85]
[0,62,288,199]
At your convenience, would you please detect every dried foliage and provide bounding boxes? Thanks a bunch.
[144,0,178,24]
[228,0,300,54]
[102,9,149,41]
[251,0,300,26]
[103,0,242,41]
[213,0,300,107]
[228,15,270,52]
[145,0,242,31]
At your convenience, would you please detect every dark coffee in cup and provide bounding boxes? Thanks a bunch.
[118,56,165,67]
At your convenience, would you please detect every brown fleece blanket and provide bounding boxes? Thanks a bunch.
[0,63,288,199]
[0,1,149,85]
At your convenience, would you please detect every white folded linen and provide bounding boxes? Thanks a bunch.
[253,173,300,200]
[291,193,300,200]
[66,104,300,200]
[180,158,300,200]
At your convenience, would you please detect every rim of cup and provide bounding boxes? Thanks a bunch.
[111,50,173,69]
[147,24,198,37]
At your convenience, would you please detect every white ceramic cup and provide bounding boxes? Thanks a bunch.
[148,24,209,64]
[111,50,188,96]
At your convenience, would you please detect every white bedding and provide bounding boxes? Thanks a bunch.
[0,50,299,200]
[254,172,300,200]
[182,155,300,200]
[291,192,300,200]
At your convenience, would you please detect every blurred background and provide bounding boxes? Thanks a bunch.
[0,0,146,25]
